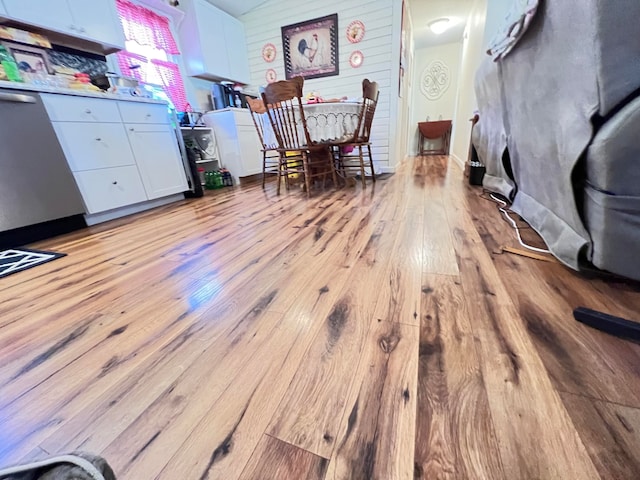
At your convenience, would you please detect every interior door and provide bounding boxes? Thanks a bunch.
[126,123,188,200]
[2,0,73,34]
[66,0,125,48]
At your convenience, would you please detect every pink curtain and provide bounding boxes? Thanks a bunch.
[115,50,147,81]
[116,0,180,54]
[151,59,188,111]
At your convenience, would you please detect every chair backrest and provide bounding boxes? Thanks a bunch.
[247,97,278,150]
[261,76,312,150]
[353,78,379,143]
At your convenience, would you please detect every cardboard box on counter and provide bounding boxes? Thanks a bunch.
[0,26,51,49]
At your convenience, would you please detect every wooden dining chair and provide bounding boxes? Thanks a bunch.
[247,97,284,188]
[332,79,379,188]
[261,77,337,196]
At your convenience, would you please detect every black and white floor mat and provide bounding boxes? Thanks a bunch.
[0,248,66,279]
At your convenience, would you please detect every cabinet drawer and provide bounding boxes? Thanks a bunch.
[118,101,170,124]
[42,94,121,123]
[74,166,147,214]
[53,122,135,172]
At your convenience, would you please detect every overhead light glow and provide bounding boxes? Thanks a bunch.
[429,18,451,35]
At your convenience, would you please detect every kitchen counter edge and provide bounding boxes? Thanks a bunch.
[0,80,168,105]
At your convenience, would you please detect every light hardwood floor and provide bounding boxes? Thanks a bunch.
[1,156,639,479]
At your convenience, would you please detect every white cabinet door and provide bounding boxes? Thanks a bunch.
[195,0,230,79]
[74,165,148,214]
[126,123,188,200]
[237,125,263,177]
[0,2,7,16]
[67,0,125,49]
[3,0,74,34]
[53,122,135,172]
[223,18,250,84]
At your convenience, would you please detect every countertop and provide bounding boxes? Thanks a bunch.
[204,108,250,114]
[0,80,168,105]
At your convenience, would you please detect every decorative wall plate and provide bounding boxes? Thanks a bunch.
[262,43,276,62]
[346,20,365,43]
[265,68,277,83]
[349,50,364,68]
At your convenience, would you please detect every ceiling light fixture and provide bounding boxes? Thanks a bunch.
[429,18,451,35]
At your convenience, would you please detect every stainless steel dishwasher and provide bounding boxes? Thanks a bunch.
[0,88,85,247]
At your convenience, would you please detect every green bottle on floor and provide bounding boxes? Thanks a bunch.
[0,46,23,82]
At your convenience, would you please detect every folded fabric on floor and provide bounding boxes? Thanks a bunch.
[0,452,116,480]
[487,0,539,61]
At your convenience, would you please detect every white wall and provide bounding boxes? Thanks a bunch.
[449,0,487,167]
[407,41,462,155]
[240,0,400,171]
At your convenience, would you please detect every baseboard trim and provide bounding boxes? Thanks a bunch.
[450,153,465,170]
[84,194,185,226]
[378,166,396,174]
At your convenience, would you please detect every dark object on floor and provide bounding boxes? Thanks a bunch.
[0,452,116,479]
[0,248,66,279]
[0,215,86,251]
[469,162,486,186]
[574,307,640,342]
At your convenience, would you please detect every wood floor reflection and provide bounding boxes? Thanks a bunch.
[1,156,639,479]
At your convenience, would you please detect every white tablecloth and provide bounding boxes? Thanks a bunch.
[303,102,362,143]
[262,101,362,146]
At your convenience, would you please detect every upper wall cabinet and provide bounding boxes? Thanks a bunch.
[178,0,250,84]
[0,2,5,15]
[1,0,125,53]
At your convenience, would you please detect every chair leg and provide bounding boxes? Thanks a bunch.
[277,155,285,195]
[358,146,366,188]
[302,152,312,198]
[262,151,267,188]
[329,148,338,188]
[367,144,376,182]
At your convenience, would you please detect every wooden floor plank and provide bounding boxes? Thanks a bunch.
[414,274,505,479]
[325,319,419,480]
[559,392,640,479]
[444,172,600,479]
[238,435,328,480]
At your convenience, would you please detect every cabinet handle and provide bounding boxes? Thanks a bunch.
[146,113,152,117]
[129,128,135,131]
[95,137,102,142]
[79,27,87,33]
[112,181,118,185]
[69,25,76,31]
[85,109,92,114]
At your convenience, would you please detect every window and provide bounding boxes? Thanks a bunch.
[115,0,188,111]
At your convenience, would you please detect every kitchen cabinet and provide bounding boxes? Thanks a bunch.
[66,0,126,50]
[1,0,125,53]
[2,0,73,34]
[0,2,6,16]
[179,0,250,84]
[126,123,188,200]
[42,93,188,218]
[74,166,147,214]
[203,109,262,185]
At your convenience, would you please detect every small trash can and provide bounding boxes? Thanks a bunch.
[468,161,486,186]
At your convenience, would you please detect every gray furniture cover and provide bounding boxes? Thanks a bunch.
[473,0,640,280]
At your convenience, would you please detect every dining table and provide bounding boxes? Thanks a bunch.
[261,100,363,146]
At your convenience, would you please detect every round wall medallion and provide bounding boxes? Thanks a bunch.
[265,69,277,83]
[262,43,276,63]
[349,50,364,68]
[420,60,451,100]
[346,20,365,43]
